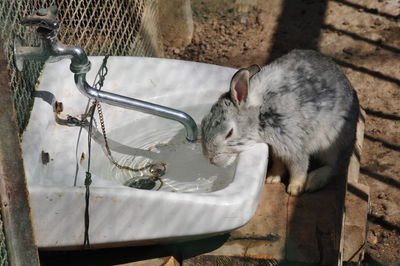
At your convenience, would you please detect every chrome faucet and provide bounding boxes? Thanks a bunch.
[14,6,198,141]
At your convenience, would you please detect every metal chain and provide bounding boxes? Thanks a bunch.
[91,58,166,184]
[82,56,166,249]
[96,103,166,177]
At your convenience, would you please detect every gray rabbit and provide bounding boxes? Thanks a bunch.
[201,49,359,196]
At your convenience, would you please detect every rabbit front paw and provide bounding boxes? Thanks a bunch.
[266,174,281,184]
[266,155,285,184]
[287,182,305,196]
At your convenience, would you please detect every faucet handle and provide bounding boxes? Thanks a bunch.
[20,6,59,31]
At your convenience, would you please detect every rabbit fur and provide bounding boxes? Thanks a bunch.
[201,49,359,196]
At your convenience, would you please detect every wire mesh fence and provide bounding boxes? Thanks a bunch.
[0,214,8,266]
[0,0,162,132]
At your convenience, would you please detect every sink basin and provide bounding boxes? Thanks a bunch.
[22,57,269,249]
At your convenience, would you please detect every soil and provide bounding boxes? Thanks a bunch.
[164,0,400,264]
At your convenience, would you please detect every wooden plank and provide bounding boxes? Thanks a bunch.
[347,109,366,184]
[0,41,40,265]
[203,183,288,260]
[183,183,343,265]
[285,186,341,264]
[115,256,179,266]
[341,109,370,263]
[183,255,278,266]
[342,183,369,262]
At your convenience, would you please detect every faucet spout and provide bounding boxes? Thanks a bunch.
[14,29,91,74]
[44,34,91,74]
[75,74,198,142]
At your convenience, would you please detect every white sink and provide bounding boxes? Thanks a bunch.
[22,57,269,249]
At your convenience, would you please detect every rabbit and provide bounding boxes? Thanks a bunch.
[201,49,359,196]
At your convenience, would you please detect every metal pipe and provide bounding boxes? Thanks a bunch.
[15,6,199,142]
[74,74,198,141]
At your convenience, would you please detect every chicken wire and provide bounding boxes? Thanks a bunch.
[0,0,163,132]
[0,0,163,263]
[0,215,7,266]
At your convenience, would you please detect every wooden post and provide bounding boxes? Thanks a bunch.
[157,0,193,48]
[0,42,40,265]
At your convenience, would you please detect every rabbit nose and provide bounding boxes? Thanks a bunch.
[209,155,226,166]
[209,156,218,165]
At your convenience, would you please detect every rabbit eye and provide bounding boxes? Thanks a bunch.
[225,129,233,139]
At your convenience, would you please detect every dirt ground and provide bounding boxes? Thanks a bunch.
[164,0,400,264]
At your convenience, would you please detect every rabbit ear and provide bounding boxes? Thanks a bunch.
[247,64,261,78]
[230,65,261,107]
[230,69,250,107]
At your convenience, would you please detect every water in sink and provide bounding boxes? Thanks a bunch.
[88,116,236,193]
